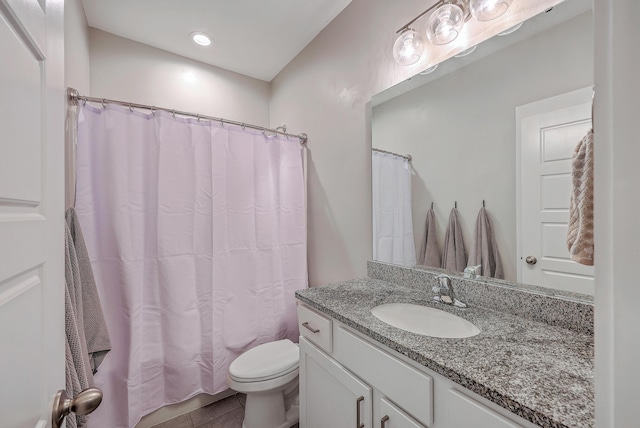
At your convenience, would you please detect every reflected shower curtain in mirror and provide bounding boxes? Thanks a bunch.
[372,151,416,266]
[75,104,307,428]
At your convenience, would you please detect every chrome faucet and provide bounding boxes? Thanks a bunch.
[432,274,467,308]
[463,265,481,279]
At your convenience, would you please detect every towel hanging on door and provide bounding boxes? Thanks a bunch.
[442,207,467,273]
[567,129,594,265]
[65,208,111,371]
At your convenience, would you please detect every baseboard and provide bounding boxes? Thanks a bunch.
[135,389,236,428]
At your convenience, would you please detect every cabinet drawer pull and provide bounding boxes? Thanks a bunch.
[302,321,320,333]
[381,415,389,428]
[356,396,365,428]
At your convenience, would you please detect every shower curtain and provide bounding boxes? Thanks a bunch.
[372,151,416,266]
[74,104,307,428]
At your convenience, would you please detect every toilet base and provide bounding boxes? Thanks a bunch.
[237,377,299,428]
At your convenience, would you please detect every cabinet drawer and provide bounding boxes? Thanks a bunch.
[379,397,426,428]
[334,326,433,427]
[297,303,333,353]
[448,389,523,428]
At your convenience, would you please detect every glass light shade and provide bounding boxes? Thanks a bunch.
[426,4,465,46]
[393,29,425,66]
[454,45,477,57]
[419,64,439,75]
[470,0,513,22]
[497,21,523,36]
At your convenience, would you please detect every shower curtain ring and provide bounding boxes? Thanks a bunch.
[129,103,133,113]
[102,99,106,109]
[151,107,156,116]
[220,119,224,128]
[241,123,246,130]
[197,114,200,122]
[82,98,86,106]
[172,109,176,119]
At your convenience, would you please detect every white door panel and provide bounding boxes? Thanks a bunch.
[0,0,64,426]
[541,174,572,210]
[517,87,594,295]
[0,7,42,204]
[542,270,593,295]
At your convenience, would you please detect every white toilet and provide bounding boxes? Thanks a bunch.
[227,339,300,428]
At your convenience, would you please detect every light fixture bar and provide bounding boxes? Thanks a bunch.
[396,0,445,33]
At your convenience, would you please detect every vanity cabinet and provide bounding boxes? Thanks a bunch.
[299,337,372,428]
[297,303,539,428]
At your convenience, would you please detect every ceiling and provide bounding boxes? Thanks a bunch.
[81,0,353,82]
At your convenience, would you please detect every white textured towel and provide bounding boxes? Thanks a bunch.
[65,222,91,428]
[442,208,467,273]
[468,207,503,279]
[64,208,111,428]
[567,129,594,265]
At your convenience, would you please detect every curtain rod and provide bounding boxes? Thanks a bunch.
[372,148,412,161]
[67,88,308,145]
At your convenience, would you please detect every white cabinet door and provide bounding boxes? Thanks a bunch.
[448,389,522,428]
[378,397,426,428]
[300,337,373,428]
[0,0,65,427]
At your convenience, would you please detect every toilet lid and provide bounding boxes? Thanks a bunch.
[229,339,299,382]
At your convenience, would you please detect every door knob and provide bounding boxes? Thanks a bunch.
[525,256,537,265]
[52,387,103,428]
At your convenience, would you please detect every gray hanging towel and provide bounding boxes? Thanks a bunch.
[468,207,504,279]
[567,129,594,265]
[65,222,92,428]
[65,207,111,372]
[442,208,467,273]
[418,208,441,268]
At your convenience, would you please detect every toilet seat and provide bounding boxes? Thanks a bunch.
[229,339,299,383]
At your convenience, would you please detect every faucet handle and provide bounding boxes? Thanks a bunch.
[433,274,451,293]
[436,274,452,288]
[463,265,481,278]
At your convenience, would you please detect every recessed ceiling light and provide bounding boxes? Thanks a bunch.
[190,32,212,47]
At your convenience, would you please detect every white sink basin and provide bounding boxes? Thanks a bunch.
[371,303,480,339]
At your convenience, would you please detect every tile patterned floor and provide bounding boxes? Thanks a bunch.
[150,394,299,428]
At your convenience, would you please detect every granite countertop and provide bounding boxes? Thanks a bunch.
[295,278,594,428]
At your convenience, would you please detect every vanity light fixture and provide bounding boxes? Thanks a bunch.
[393,28,426,66]
[470,0,513,21]
[393,0,513,65]
[426,1,466,45]
[190,32,212,47]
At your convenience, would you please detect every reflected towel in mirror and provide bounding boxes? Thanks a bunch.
[468,207,504,279]
[418,208,441,268]
[442,208,467,272]
[567,129,594,265]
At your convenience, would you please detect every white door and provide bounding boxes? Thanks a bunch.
[0,0,65,427]
[517,87,594,294]
[300,337,373,428]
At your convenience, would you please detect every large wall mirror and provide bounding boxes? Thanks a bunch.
[371,0,593,295]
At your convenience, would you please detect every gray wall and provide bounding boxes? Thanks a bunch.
[88,29,271,126]
[270,0,561,286]
[372,12,593,282]
[64,0,91,94]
